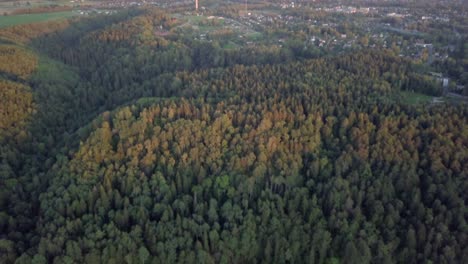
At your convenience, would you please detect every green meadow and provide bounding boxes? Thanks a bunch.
[399,90,434,105]
[0,11,75,28]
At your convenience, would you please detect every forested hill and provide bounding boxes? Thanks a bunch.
[0,7,467,264]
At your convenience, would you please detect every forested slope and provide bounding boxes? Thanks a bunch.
[0,7,466,264]
[31,52,467,263]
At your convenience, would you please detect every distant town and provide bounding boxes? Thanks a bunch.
[1,0,467,96]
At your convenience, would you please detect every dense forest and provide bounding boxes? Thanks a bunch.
[0,7,467,264]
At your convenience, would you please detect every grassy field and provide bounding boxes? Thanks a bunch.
[32,54,79,85]
[399,91,434,105]
[0,11,75,28]
[223,41,239,50]
[246,32,263,41]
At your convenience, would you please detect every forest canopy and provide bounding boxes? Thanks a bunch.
[0,5,467,264]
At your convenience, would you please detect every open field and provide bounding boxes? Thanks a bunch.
[0,11,75,28]
[399,90,434,105]
[222,41,238,49]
